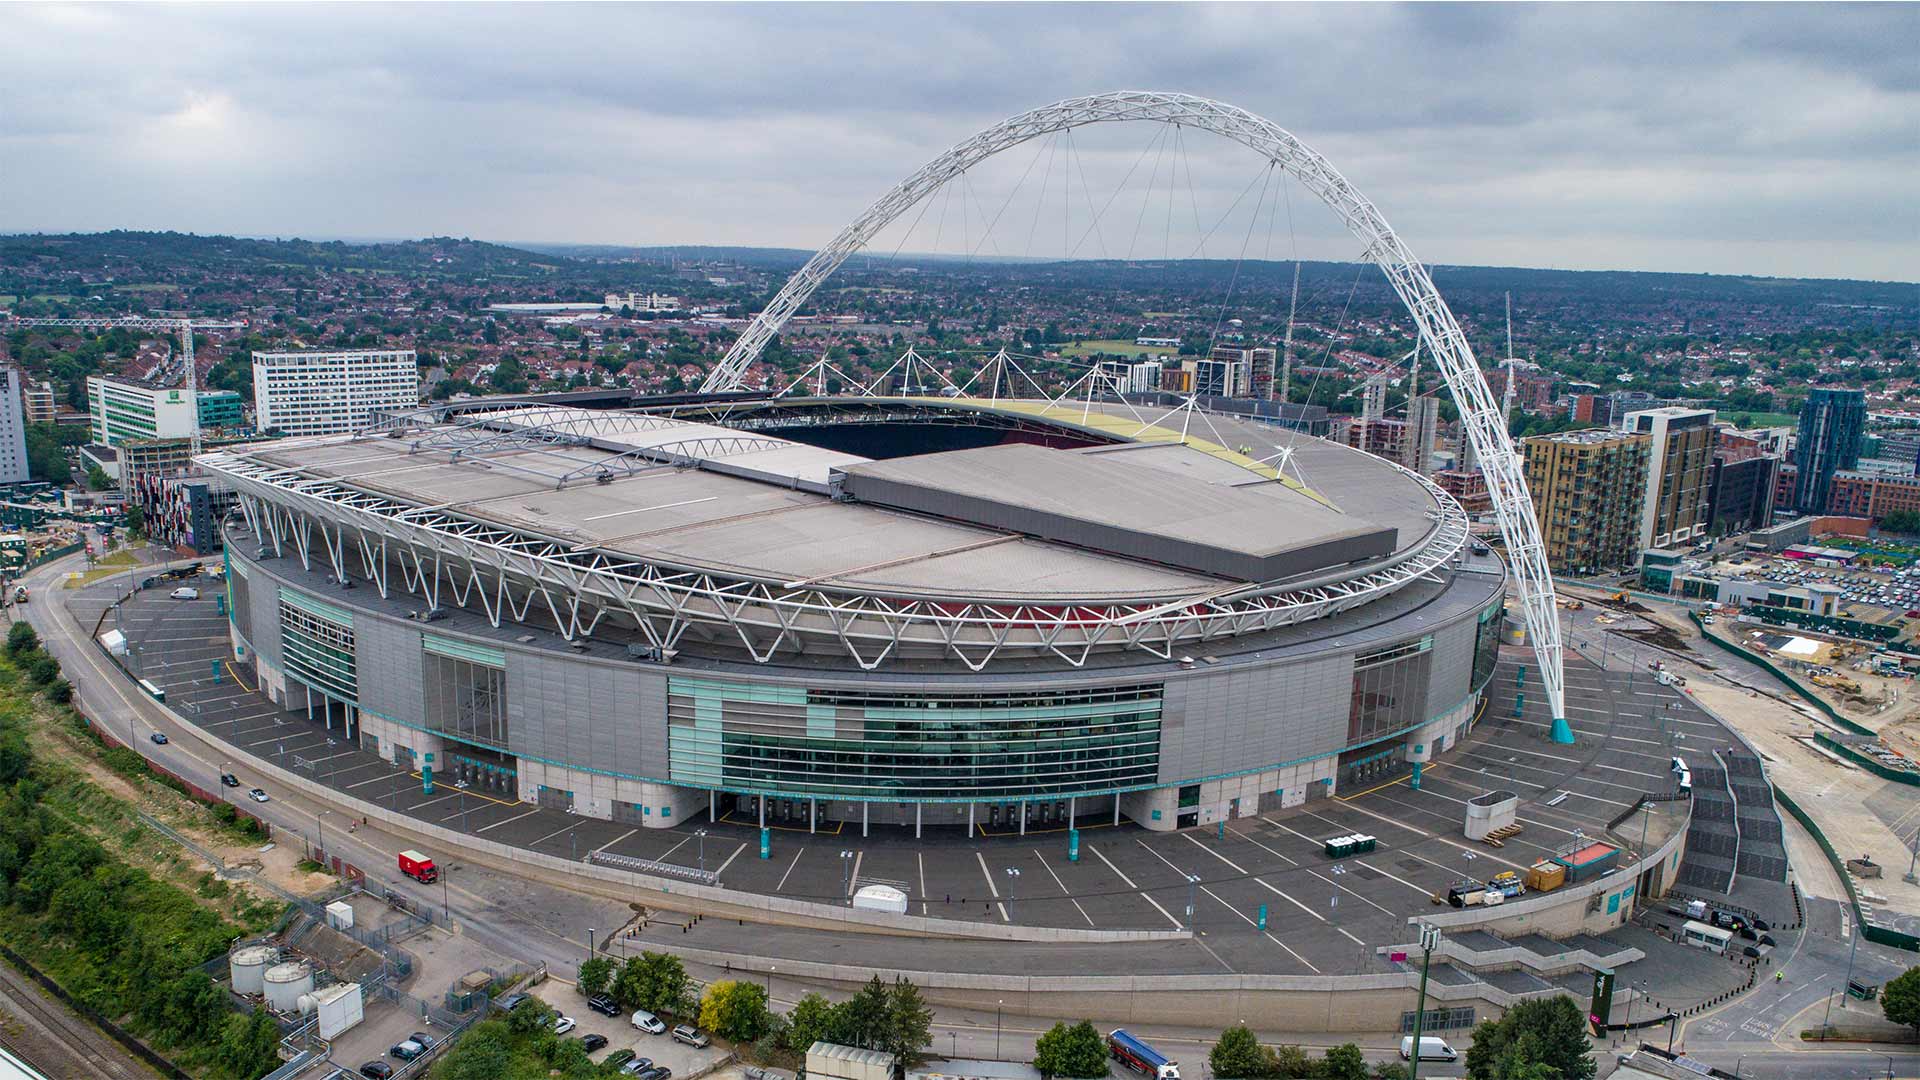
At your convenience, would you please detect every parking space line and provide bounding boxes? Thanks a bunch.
[1197,885,1321,973]
[1223,823,1299,866]
[346,773,400,791]
[973,852,1007,922]
[1179,832,1249,874]
[713,843,748,879]
[1350,858,1431,898]
[1087,844,1182,930]
[592,829,640,856]
[531,820,588,847]
[1030,849,1095,928]
[477,807,543,834]
[774,848,806,892]
[849,851,863,897]
[918,853,928,916]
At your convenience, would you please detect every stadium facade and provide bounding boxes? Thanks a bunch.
[202,398,1507,834]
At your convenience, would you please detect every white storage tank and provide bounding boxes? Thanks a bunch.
[229,945,277,996]
[311,983,365,1039]
[263,961,314,1013]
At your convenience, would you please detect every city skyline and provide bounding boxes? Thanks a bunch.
[1,3,1915,282]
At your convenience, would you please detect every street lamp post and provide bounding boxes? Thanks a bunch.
[695,828,708,876]
[588,927,596,961]
[840,850,854,901]
[1004,867,1020,920]
[1408,924,1441,1080]
[1186,873,1200,932]
[995,999,1003,1058]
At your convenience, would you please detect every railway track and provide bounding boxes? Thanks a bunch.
[0,957,150,1080]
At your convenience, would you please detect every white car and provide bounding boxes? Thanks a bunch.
[631,1010,665,1034]
[169,587,201,600]
[553,1016,576,1036]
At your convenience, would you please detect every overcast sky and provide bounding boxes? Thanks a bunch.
[2,3,1915,282]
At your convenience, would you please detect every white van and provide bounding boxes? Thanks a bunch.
[631,1009,665,1034]
[169,587,200,600]
[1400,1037,1458,1062]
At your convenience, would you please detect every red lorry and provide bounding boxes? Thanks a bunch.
[398,849,438,883]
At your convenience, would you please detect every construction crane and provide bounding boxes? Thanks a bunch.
[4,315,246,452]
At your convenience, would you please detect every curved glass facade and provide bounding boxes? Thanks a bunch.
[666,676,1162,800]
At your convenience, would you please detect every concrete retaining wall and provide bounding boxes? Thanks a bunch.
[653,943,1520,1033]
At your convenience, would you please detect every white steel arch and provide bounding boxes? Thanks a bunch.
[701,90,1569,735]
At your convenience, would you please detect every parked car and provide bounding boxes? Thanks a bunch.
[149,732,168,745]
[581,1034,609,1053]
[587,993,621,1016]
[552,1015,576,1036]
[389,1040,425,1061]
[605,1050,637,1070]
[639,1067,674,1080]
[632,1009,666,1034]
[410,1032,435,1050]
[358,1064,393,1080]
[247,788,270,803]
[169,587,200,600]
[219,772,240,787]
[670,1024,709,1048]
[493,992,528,1013]
[621,1059,654,1076]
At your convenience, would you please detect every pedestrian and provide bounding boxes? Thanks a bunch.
[1774,971,1783,984]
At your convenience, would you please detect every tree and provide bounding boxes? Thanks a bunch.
[505,995,556,1035]
[1464,996,1595,1080]
[1033,1020,1109,1079]
[86,464,112,491]
[578,955,616,998]
[217,1004,282,1079]
[614,951,694,1017]
[1884,965,1920,1039]
[700,979,773,1042]
[1270,1045,1313,1079]
[840,976,891,1050]
[6,622,38,658]
[881,976,934,1066]
[0,734,29,785]
[1322,1043,1369,1080]
[440,1020,513,1080]
[1209,1025,1273,1079]
[785,991,840,1053]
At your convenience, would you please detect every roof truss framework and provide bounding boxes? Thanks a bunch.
[208,448,1472,672]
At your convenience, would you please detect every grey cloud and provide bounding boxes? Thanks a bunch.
[0,2,1913,280]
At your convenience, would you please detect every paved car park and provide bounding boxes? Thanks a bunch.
[531,980,727,1076]
[92,569,1720,976]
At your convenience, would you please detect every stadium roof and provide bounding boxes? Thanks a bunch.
[223,399,1443,605]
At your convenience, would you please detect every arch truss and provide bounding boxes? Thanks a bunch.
[698,90,1568,733]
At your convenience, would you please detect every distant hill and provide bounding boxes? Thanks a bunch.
[0,230,572,279]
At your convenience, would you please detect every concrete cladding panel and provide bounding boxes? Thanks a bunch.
[356,617,425,728]
[1423,609,1477,711]
[247,565,282,671]
[1157,654,1353,783]
[508,650,665,781]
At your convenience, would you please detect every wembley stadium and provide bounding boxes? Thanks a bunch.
[199,395,1509,837]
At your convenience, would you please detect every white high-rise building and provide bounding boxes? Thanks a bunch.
[0,369,29,484]
[252,349,419,437]
[87,376,199,447]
